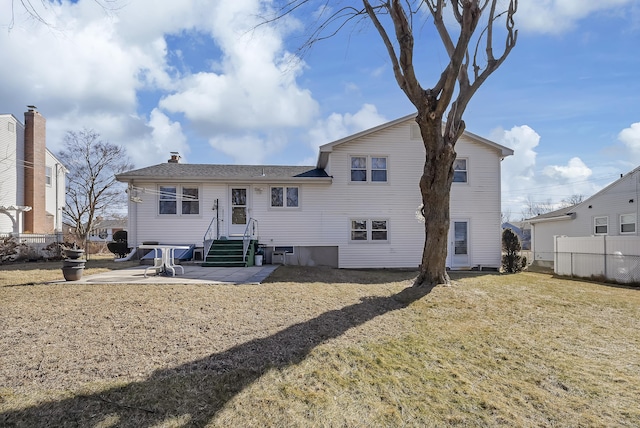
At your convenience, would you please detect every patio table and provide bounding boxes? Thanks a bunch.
[138,244,190,277]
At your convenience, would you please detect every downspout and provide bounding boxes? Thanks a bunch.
[55,163,59,238]
[215,198,220,239]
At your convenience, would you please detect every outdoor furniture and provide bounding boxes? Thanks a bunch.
[138,244,189,277]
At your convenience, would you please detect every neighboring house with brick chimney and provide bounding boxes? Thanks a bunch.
[0,107,67,236]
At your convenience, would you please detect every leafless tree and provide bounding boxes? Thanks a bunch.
[521,196,555,219]
[521,194,584,220]
[6,0,118,29]
[57,129,133,248]
[561,194,584,207]
[268,0,517,287]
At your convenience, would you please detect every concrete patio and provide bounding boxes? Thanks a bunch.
[65,264,280,285]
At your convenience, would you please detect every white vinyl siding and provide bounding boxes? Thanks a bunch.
[126,117,506,269]
[0,116,25,233]
[531,170,640,264]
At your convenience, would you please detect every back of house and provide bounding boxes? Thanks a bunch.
[117,114,513,269]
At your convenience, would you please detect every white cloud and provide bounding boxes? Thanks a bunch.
[495,125,540,214]
[517,0,634,34]
[138,109,190,165]
[495,125,601,218]
[0,0,326,168]
[208,133,287,165]
[542,157,592,181]
[618,122,640,164]
[307,104,387,150]
[158,1,318,132]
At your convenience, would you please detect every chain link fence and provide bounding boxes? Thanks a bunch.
[555,251,640,285]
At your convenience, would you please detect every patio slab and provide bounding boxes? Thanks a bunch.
[64,264,280,285]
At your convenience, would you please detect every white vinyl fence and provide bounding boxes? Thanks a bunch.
[554,235,640,284]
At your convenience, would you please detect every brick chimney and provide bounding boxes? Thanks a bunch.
[23,106,48,233]
[168,152,181,163]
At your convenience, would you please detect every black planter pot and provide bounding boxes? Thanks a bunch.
[61,249,86,281]
[62,259,86,268]
[62,266,84,281]
[64,248,85,260]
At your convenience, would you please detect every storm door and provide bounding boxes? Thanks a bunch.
[449,220,469,268]
[229,187,249,236]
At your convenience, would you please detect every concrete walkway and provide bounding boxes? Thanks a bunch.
[69,264,280,285]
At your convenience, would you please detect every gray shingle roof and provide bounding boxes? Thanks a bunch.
[116,163,329,182]
[526,205,576,222]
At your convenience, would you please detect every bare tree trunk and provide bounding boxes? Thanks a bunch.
[413,116,456,287]
[266,0,518,289]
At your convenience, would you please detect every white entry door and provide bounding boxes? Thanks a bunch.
[229,187,249,236]
[449,220,469,268]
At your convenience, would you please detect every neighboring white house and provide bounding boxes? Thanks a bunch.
[88,217,128,242]
[528,166,640,267]
[116,114,514,269]
[0,107,67,235]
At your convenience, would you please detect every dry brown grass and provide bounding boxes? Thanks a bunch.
[0,255,138,287]
[1,264,639,427]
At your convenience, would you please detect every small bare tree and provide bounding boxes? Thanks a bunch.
[6,0,118,29]
[269,1,517,287]
[561,194,584,207]
[57,129,133,248]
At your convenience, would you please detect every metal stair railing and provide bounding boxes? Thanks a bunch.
[242,218,259,263]
[203,215,218,260]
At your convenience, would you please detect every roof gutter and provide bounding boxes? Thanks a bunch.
[527,212,576,224]
[116,175,333,184]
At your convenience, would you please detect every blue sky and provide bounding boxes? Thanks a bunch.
[1,0,639,218]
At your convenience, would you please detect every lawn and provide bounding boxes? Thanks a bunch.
[1,262,639,427]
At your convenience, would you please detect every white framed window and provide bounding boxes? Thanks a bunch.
[453,158,468,183]
[594,216,608,235]
[45,166,52,186]
[620,214,636,234]
[159,185,200,215]
[181,187,200,214]
[350,155,388,183]
[271,186,299,208]
[350,219,389,242]
[371,157,387,182]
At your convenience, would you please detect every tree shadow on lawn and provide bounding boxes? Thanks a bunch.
[0,285,435,427]
[265,265,501,286]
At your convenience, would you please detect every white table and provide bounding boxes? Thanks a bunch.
[138,244,190,277]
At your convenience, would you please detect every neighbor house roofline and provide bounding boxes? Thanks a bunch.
[564,164,640,213]
[527,205,577,224]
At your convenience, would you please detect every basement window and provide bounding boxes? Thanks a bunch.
[350,219,388,242]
